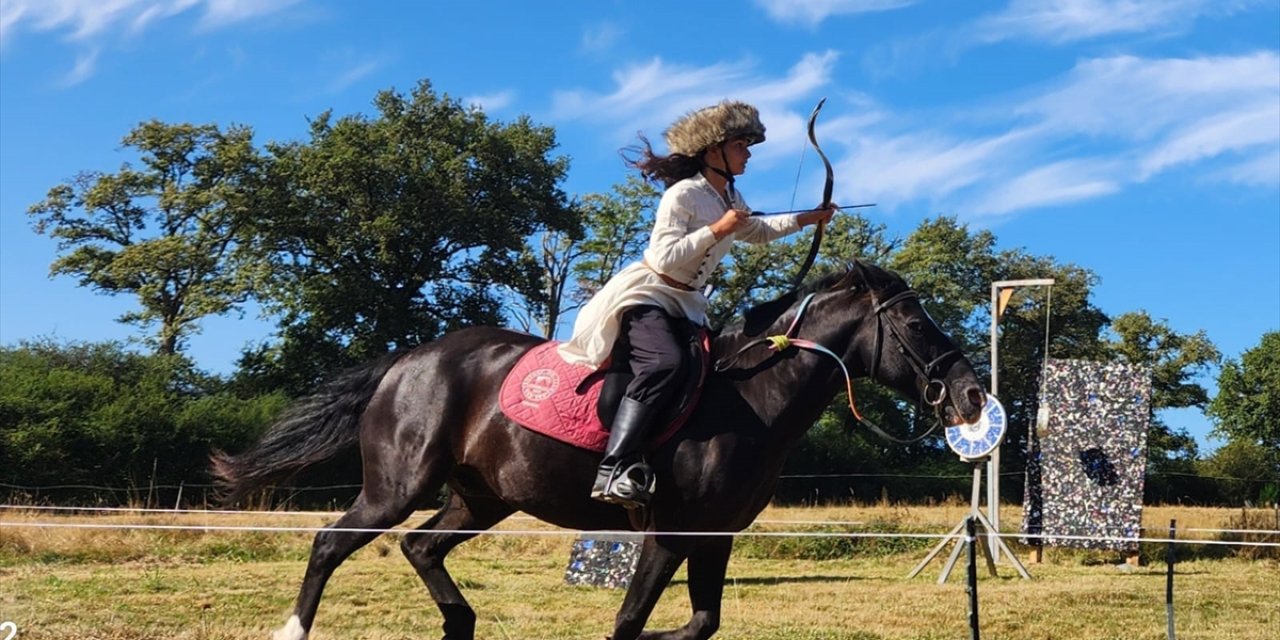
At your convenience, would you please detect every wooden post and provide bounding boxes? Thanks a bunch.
[1125,526,1143,566]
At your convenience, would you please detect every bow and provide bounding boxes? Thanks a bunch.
[788,97,833,290]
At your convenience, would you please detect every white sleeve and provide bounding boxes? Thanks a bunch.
[645,187,718,273]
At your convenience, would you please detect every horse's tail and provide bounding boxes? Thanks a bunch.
[210,350,411,506]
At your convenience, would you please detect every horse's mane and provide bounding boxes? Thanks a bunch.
[724,260,900,338]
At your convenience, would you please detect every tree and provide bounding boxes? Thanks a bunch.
[515,176,655,339]
[1198,439,1278,505]
[1208,331,1280,451]
[570,176,657,305]
[1107,312,1221,465]
[889,216,997,354]
[0,339,284,503]
[28,121,264,355]
[239,81,575,393]
[708,212,897,327]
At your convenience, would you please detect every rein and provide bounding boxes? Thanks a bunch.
[714,282,957,445]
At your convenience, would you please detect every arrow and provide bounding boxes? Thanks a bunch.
[750,203,877,217]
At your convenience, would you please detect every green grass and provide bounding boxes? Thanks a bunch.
[0,505,1276,639]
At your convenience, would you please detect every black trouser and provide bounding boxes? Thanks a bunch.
[614,305,684,409]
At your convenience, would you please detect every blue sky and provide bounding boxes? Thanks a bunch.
[1,0,1277,451]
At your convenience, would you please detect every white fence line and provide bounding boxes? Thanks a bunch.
[3,503,1276,537]
[1,511,1276,548]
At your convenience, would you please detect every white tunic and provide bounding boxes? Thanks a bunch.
[558,173,802,367]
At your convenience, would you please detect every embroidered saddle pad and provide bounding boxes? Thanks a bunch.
[499,339,706,453]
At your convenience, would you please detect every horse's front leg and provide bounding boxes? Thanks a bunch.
[638,535,732,640]
[608,534,691,640]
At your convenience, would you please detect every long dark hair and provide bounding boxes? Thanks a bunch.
[622,134,704,188]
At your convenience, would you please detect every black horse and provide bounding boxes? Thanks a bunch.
[213,261,986,640]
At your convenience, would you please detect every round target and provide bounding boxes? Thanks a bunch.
[945,394,1007,462]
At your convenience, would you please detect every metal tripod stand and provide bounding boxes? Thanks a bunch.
[908,461,1031,583]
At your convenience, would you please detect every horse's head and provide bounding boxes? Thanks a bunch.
[830,261,985,427]
[735,261,987,427]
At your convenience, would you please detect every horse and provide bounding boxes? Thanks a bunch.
[212,260,987,640]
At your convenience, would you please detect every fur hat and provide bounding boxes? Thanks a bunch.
[663,101,766,157]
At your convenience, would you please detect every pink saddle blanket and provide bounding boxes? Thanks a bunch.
[499,341,704,453]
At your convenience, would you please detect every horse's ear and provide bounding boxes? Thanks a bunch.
[835,260,871,292]
[834,262,860,291]
[743,292,799,337]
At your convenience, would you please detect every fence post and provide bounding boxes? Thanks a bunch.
[966,516,981,640]
[1166,518,1177,640]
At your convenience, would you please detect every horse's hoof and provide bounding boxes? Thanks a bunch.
[272,615,307,640]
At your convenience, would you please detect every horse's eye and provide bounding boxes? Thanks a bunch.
[907,319,925,335]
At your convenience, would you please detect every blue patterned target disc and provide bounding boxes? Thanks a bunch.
[944,394,1007,462]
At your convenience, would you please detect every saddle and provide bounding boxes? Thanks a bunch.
[499,325,709,453]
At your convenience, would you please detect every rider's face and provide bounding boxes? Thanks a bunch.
[708,138,752,176]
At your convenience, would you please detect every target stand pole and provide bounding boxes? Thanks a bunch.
[911,394,1031,582]
[908,462,1031,583]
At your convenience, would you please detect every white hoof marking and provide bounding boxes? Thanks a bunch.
[272,615,306,640]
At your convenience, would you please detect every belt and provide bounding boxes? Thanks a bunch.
[643,260,695,291]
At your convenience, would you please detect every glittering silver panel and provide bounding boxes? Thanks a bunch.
[1022,358,1152,551]
[563,534,642,589]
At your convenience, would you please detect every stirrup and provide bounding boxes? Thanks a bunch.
[591,460,655,509]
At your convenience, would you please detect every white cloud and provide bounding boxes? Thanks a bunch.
[0,0,299,48]
[0,0,302,82]
[1012,52,1280,193]
[969,159,1121,215]
[551,51,839,160]
[556,46,1276,218]
[326,59,381,95]
[754,0,917,27]
[973,0,1260,44]
[1017,53,1279,138]
[1217,149,1280,186]
[837,52,1279,217]
[57,46,99,87]
[838,125,1047,213]
[197,0,299,30]
[580,21,622,52]
[1139,100,1280,179]
[464,90,516,112]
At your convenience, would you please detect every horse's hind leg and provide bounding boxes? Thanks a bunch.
[401,492,515,640]
[273,491,420,640]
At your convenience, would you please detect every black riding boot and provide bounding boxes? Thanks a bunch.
[591,397,657,508]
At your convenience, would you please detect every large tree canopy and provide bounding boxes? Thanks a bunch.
[238,81,575,393]
[28,121,264,355]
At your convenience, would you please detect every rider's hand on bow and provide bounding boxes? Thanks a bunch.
[797,202,838,228]
[710,208,750,239]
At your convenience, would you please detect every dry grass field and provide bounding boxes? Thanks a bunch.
[0,503,1276,639]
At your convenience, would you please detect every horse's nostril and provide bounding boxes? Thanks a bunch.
[967,387,986,409]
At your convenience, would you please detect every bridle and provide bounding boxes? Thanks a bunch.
[715,265,963,444]
[860,278,961,409]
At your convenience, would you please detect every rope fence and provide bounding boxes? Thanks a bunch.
[1,503,1276,544]
[5,466,1268,491]
[3,504,1275,640]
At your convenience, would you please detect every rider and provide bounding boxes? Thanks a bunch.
[558,100,836,508]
